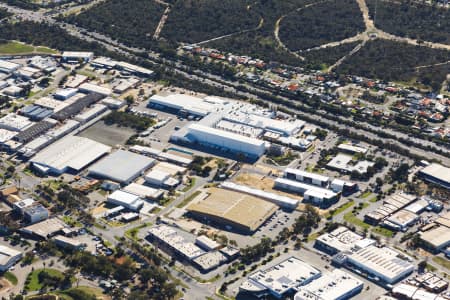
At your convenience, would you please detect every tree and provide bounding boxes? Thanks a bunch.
[277,227,291,242]
[418,260,428,272]
[314,129,328,140]
[374,157,388,170]
[125,95,135,105]
[113,259,136,281]
[62,268,76,288]
[390,163,410,183]
[375,177,383,187]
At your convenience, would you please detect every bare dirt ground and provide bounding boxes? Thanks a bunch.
[232,172,301,199]
[0,278,12,295]
[77,121,136,146]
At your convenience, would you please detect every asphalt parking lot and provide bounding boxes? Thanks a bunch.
[253,209,302,240]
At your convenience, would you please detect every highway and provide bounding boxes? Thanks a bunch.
[1,2,449,167]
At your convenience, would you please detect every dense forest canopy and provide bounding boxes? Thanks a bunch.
[336,40,450,90]
[279,0,365,51]
[0,21,112,54]
[367,0,450,45]
[162,0,260,43]
[64,0,166,49]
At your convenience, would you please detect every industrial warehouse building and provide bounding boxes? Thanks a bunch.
[187,188,277,233]
[31,136,111,175]
[346,245,414,284]
[148,225,205,260]
[88,150,155,184]
[23,204,49,224]
[314,226,375,255]
[284,168,330,187]
[419,163,450,190]
[61,51,94,63]
[149,94,226,117]
[144,169,179,189]
[220,181,299,210]
[20,218,67,240]
[0,60,21,74]
[53,235,85,250]
[123,183,163,201]
[0,245,22,272]
[274,178,339,206]
[91,57,154,77]
[13,120,56,143]
[420,225,450,253]
[182,123,267,159]
[52,93,105,121]
[79,83,112,96]
[383,209,419,232]
[0,113,33,132]
[107,190,144,211]
[364,193,417,225]
[152,93,313,160]
[240,256,321,299]
[294,269,364,300]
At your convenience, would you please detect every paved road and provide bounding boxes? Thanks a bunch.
[2,1,449,166]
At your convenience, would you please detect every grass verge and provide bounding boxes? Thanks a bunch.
[4,271,17,285]
[433,256,450,270]
[25,268,64,291]
[343,212,370,229]
[372,226,395,238]
[176,190,201,208]
[0,41,34,54]
[181,177,196,192]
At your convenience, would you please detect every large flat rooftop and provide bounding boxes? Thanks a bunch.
[316,226,365,253]
[241,256,321,297]
[31,136,111,174]
[347,245,414,284]
[89,149,155,183]
[0,245,21,266]
[294,269,364,300]
[187,187,277,232]
[420,163,450,185]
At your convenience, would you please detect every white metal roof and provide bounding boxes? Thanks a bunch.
[275,178,337,199]
[0,245,21,266]
[89,149,154,183]
[0,113,33,131]
[316,226,363,253]
[145,170,170,182]
[392,283,418,298]
[347,246,414,283]
[62,51,93,58]
[220,181,299,208]
[195,235,221,250]
[284,168,330,183]
[123,183,163,199]
[32,136,111,173]
[420,226,450,249]
[0,60,21,72]
[294,269,363,300]
[107,190,141,205]
[420,163,450,184]
[0,128,17,143]
[245,256,321,296]
[79,83,111,96]
[338,143,368,154]
[188,123,266,147]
